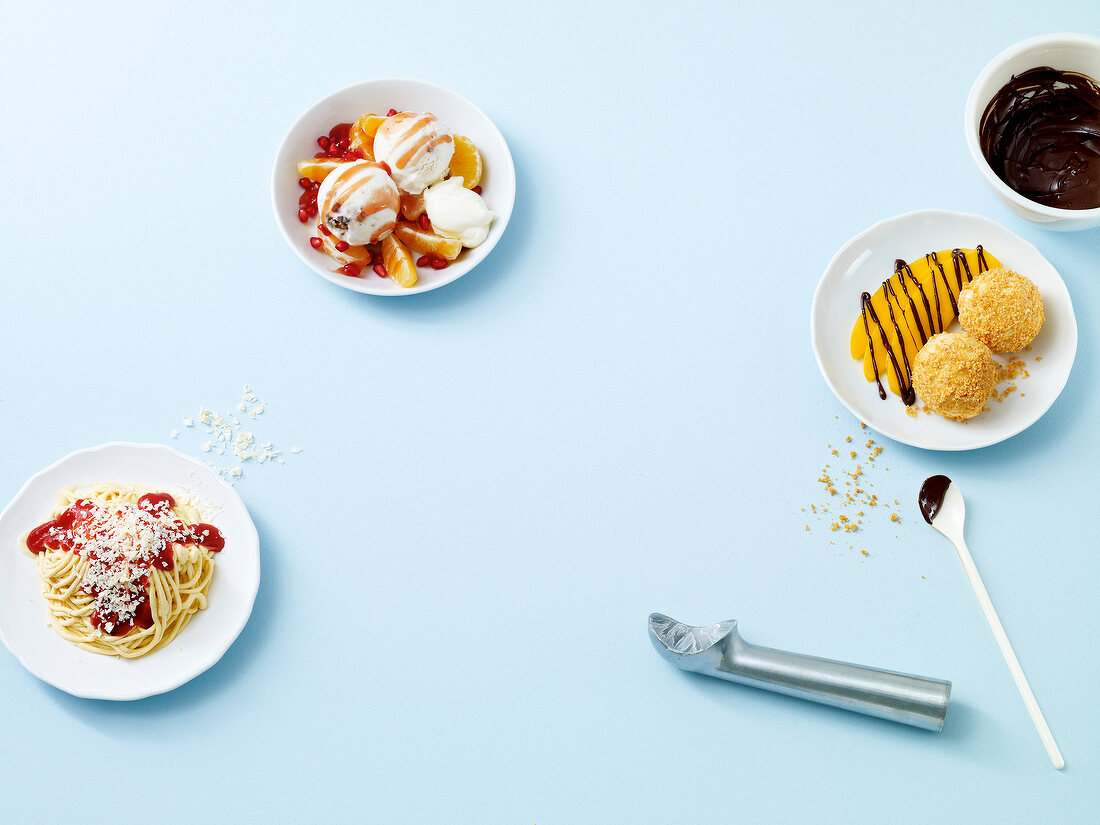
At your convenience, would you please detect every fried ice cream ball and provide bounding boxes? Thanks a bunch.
[958,267,1044,353]
[912,333,998,421]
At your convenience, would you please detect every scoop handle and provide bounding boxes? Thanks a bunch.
[717,632,952,731]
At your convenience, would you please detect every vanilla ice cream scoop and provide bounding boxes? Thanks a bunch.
[424,178,494,248]
[373,112,455,195]
[316,161,400,245]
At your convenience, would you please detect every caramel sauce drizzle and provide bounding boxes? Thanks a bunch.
[321,164,395,237]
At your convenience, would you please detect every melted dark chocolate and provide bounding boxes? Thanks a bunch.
[979,67,1100,210]
[918,475,952,525]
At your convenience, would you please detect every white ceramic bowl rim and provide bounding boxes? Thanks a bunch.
[965,32,1100,219]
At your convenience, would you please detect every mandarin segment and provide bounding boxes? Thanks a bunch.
[349,114,386,161]
[394,221,463,261]
[297,157,346,183]
[449,135,483,189]
[315,223,373,267]
[381,234,418,288]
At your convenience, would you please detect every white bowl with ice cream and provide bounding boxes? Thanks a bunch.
[272,79,516,295]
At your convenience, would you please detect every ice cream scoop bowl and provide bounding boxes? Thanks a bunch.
[649,613,951,731]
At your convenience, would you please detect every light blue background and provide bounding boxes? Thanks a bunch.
[1,2,1098,822]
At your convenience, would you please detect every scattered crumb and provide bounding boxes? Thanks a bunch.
[169,429,179,439]
[173,386,300,484]
[804,426,903,555]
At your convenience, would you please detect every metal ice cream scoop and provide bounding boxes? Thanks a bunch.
[648,613,951,731]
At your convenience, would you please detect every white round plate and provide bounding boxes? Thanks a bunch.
[0,443,261,700]
[810,210,1077,450]
[272,78,516,296]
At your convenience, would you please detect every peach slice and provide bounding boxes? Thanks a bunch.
[349,114,386,161]
[449,135,483,189]
[381,234,418,288]
[850,248,1002,399]
[297,157,345,183]
[394,221,463,262]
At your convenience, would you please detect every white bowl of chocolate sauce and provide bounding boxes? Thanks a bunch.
[965,33,1100,231]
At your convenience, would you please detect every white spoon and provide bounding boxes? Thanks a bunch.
[919,475,1064,770]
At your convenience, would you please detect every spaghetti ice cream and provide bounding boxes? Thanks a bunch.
[911,333,998,421]
[23,486,224,658]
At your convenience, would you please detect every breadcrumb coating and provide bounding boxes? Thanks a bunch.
[958,267,1043,353]
[911,333,998,421]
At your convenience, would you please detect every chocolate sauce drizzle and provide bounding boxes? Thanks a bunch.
[859,247,989,406]
[979,67,1100,210]
[918,474,952,524]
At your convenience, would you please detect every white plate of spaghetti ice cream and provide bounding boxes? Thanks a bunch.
[0,443,260,700]
[810,210,1077,450]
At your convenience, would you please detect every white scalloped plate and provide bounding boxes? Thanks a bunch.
[811,210,1077,450]
[0,443,260,700]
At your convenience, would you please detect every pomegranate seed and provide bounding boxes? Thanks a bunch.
[416,255,429,267]
[329,123,352,142]
[298,177,312,189]
[297,208,308,223]
[472,186,482,195]
[373,264,388,278]
[309,237,323,249]
[419,214,432,231]
[319,224,332,236]
[342,151,359,162]
[310,180,320,189]
[333,139,349,152]
[430,257,449,270]
[338,263,361,277]
[299,191,313,206]
[314,151,328,158]
[335,240,350,252]
[376,161,391,175]
[306,203,318,216]
[317,136,331,151]
[386,108,398,117]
